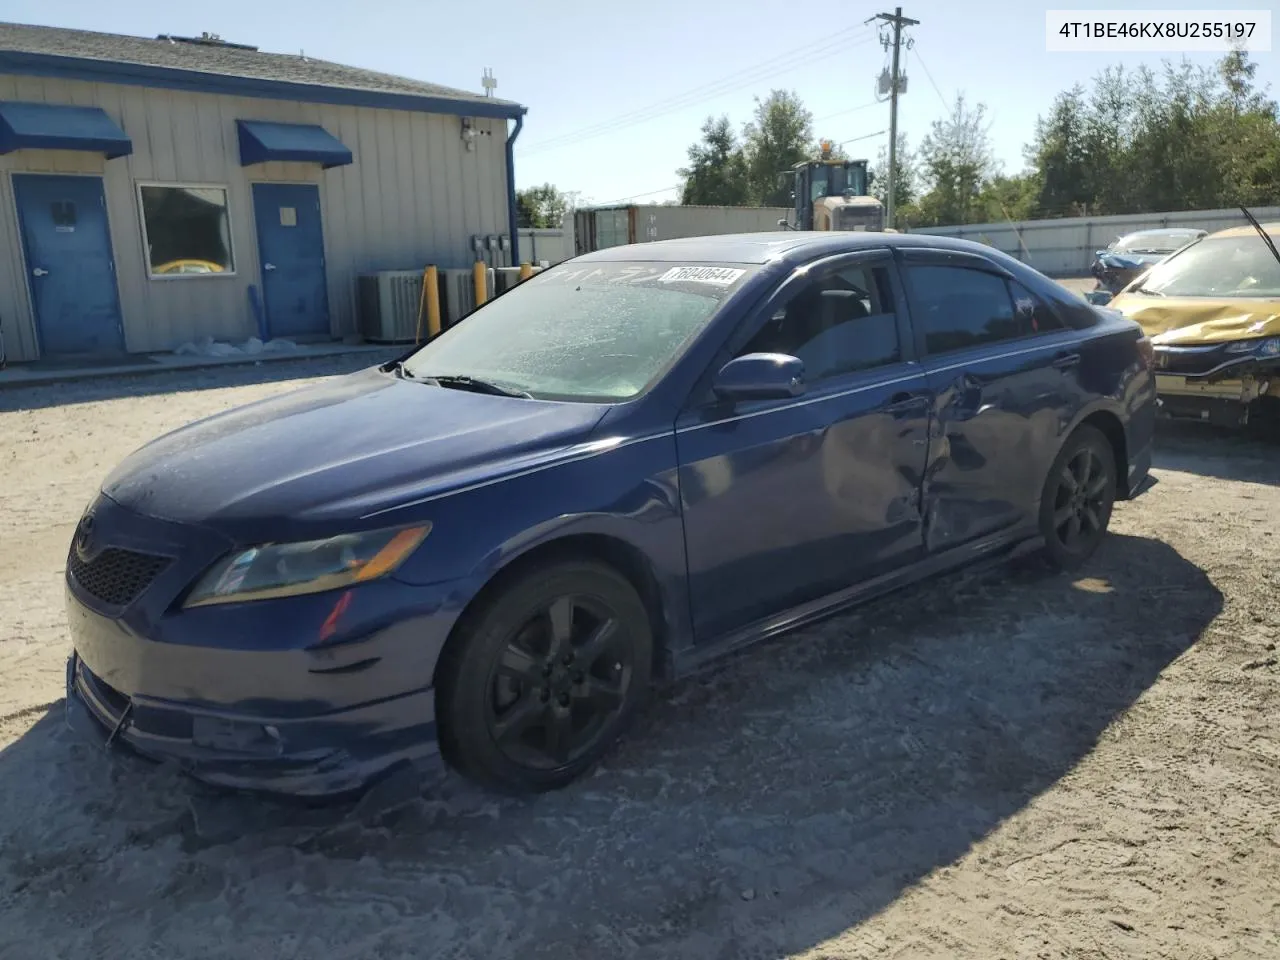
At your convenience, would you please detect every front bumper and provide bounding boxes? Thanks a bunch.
[1154,374,1270,427]
[60,494,467,797]
[66,649,441,797]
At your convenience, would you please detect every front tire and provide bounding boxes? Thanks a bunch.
[436,559,653,793]
[1038,425,1117,571]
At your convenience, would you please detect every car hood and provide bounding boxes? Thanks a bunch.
[1107,294,1280,345]
[102,367,609,534]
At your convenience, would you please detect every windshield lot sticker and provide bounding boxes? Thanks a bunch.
[656,266,746,286]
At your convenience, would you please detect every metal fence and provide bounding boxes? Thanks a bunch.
[911,205,1280,277]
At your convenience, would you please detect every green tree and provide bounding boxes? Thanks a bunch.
[742,89,814,206]
[678,115,750,206]
[868,133,918,208]
[515,183,569,228]
[1028,85,1092,217]
[913,94,995,226]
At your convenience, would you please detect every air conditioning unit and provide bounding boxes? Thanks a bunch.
[438,267,494,327]
[357,270,424,343]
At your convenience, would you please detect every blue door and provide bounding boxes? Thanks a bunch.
[902,254,1087,552]
[676,253,931,641]
[13,174,124,356]
[251,183,330,339]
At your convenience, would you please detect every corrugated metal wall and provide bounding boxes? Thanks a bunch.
[0,73,509,362]
[641,204,792,241]
[912,205,1280,277]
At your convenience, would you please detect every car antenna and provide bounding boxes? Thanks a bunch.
[1239,205,1280,270]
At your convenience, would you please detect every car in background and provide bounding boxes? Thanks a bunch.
[64,232,1156,799]
[1105,220,1280,429]
[1087,228,1207,304]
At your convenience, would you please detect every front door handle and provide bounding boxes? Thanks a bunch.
[32,267,49,277]
[263,263,277,271]
[1052,351,1081,370]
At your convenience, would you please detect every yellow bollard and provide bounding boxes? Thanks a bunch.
[519,261,533,281]
[473,261,487,307]
[424,265,441,338]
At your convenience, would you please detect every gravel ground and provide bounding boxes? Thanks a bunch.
[2,353,1278,959]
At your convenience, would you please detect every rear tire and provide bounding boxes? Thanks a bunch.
[436,559,652,793]
[1038,425,1117,571]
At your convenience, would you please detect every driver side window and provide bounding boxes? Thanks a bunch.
[737,263,901,383]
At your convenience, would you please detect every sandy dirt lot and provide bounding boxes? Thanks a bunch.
[1,353,1278,959]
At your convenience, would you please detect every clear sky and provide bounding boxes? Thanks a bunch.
[6,0,1276,206]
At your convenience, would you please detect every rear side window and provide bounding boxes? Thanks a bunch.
[1009,280,1066,334]
[908,265,1018,354]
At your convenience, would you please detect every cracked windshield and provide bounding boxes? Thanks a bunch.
[402,262,755,400]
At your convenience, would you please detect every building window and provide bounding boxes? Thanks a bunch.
[138,184,235,277]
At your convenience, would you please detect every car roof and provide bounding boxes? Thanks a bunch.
[1119,227,1205,237]
[1207,221,1280,240]
[573,231,1019,266]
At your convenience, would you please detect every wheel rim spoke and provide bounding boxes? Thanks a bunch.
[1053,504,1074,529]
[497,642,542,684]
[542,706,575,763]
[575,618,619,666]
[492,692,544,745]
[544,596,575,659]
[1076,451,1094,488]
[1065,512,1082,543]
[576,674,624,711]
[1085,474,1109,498]
[1058,465,1079,494]
[1081,504,1101,533]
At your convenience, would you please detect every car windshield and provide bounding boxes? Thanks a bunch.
[1134,234,1280,298]
[1112,230,1201,255]
[401,260,756,401]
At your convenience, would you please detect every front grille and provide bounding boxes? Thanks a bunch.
[1155,345,1229,376]
[67,547,169,607]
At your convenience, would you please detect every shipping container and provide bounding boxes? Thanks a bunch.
[574,204,792,255]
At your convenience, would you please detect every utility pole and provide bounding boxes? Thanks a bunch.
[872,7,918,229]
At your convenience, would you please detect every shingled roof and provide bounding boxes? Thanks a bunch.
[0,21,524,116]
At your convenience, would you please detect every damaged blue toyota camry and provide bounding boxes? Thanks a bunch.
[65,232,1156,797]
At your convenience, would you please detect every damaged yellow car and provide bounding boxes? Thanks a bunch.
[1106,218,1280,429]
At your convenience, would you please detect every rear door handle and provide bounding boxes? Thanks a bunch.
[883,390,929,413]
[1052,352,1081,370]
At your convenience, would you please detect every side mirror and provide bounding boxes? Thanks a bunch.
[712,353,805,402]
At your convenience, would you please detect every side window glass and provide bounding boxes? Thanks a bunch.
[908,265,1018,354]
[1008,279,1066,335]
[738,264,901,382]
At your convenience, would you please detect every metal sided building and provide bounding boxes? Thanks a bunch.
[0,22,527,363]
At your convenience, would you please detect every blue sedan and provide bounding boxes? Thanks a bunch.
[64,232,1157,797]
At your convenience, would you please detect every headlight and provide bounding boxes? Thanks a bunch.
[1225,337,1280,356]
[184,524,431,607]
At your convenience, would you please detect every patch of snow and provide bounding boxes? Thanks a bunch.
[172,337,301,358]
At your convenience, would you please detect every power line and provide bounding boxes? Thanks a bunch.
[519,27,871,153]
[594,184,684,206]
[912,45,951,111]
[519,29,877,156]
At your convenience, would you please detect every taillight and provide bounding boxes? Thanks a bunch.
[1137,336,1155,371]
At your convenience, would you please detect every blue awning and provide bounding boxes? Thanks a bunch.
[236,120,353,168]
[0,101,132,158]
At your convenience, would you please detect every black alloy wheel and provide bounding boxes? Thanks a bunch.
[436,560,652,792]
[488,594,632,770]
[1038,425,1117,570]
